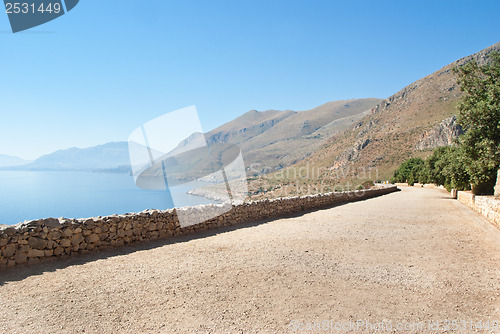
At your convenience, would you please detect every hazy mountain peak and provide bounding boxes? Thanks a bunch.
[0,154,30,168]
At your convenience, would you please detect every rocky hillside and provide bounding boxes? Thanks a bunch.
[415,115,464,151]
[296,42,500,182]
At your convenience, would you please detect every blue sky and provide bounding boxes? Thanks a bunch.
[0,0,499,159]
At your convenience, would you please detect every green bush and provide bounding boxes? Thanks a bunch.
[392,158,425,185]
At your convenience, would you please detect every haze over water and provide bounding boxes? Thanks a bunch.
[0,171,208,226]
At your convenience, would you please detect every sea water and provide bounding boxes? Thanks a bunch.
[0,171,211,225]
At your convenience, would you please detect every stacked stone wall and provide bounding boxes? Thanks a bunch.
[0,186,398,269]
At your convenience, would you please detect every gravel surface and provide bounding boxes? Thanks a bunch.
[0,187,499,333]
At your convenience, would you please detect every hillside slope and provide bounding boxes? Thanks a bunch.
[239,98,381,173]
[303,42,500,182]
[147,98,381,182]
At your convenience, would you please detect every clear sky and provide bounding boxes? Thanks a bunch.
[0,0,499,160]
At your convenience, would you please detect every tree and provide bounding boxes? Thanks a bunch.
[392,158,425,185]
[424,146,470,191]
[454,52,500,194]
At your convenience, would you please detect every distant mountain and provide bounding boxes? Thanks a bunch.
[11,142,131,172]
[0,154,30,167]
[141,98,382,182]
[236,98,381,174]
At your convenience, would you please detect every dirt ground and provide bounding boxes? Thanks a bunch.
[0,187,499,333]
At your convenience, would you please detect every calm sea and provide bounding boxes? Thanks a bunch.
[0,171,211,225]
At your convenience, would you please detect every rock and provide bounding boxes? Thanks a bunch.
[44,249,54,257]
[28,237,47,250]
[494,169,500,198]
[85,234,100,244]
[40,218,61,228]
[71,233,84,246]
[416,116,464,151]
[53,247,64,256]
[28,257,40,265]
[27,249,45,258]
[47,230,61,240]
[59,239,71,248]
[18,245,30,253]
[0,238,8,247]
[2,244,16,258]
[3,228,17,236]
[62,228,73,238]
[14,252,27,264]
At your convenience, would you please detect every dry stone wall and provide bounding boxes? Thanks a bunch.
[457,191,500,229]
[0,186,398,270]
[494,169,500,198]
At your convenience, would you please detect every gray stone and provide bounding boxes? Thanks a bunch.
[28,237,47,250]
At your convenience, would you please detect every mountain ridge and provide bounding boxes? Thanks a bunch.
[0,154,31,168]
[272,42,500,188]
[4,142,131,172]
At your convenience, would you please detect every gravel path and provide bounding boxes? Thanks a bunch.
[1,187,499,333]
